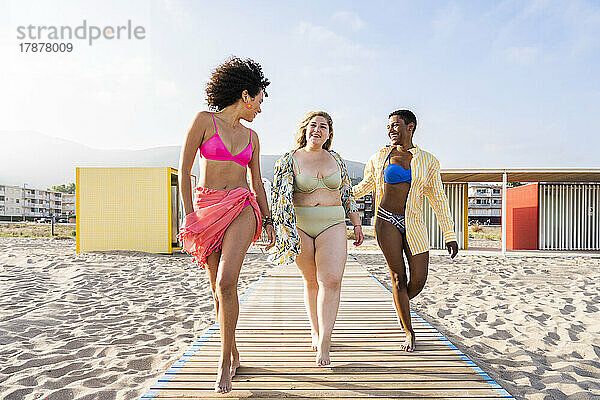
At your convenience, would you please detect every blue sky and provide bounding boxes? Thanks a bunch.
[2,0,600,168]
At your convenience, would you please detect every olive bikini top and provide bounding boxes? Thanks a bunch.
[292,155,342,193]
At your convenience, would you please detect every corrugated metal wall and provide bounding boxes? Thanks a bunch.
[539,183,600,250]
[424,183,467,249]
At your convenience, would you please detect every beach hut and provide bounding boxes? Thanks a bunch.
[441,169,600,253]
[76,167,194,254]
[507,182,600,250]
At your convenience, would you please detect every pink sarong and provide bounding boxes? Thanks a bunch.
[178,187,262,268]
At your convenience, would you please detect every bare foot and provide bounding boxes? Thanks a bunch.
[215,359,232,393]
[316,339,331,366]
[311,329,319,351]
[230,350,240,377]
[400,330,416,352]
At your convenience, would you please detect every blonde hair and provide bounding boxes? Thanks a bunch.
[294,111,334,150]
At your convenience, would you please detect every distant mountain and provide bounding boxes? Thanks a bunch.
[0,131,365,189]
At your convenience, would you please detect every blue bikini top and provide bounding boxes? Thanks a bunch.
[383,151,411,184]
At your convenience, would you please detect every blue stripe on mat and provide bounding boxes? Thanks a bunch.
[350,254,514,399]
[140,272,269,399]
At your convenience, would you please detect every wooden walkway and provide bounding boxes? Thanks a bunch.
[142,257,513,399]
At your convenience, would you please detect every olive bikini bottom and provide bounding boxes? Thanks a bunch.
[294,205,345,238]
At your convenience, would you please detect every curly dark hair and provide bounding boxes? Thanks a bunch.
[205,56,270,111]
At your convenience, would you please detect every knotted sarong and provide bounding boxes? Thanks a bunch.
[178,187,262,268]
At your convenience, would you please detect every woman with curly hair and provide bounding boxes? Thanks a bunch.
[270,111,363,366]
[178,57,275,393]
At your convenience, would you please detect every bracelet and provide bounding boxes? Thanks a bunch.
[263,216,273,226]
[353,224,361,228]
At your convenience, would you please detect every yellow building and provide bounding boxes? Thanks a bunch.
[76,167,193,254]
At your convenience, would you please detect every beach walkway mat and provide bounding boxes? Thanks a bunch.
[142,257,513,399]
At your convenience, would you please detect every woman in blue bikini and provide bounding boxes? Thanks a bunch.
[354,109,458,352]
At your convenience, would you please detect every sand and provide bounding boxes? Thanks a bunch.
[1,237,599,399]
[353,252,600,399]
[0,238,274,400]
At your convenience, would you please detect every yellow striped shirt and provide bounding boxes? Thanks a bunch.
[353,145,456,255]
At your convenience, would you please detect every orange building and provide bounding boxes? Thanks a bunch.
[505,184,539,250]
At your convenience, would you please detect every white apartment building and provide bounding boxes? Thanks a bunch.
[0,184,76,221]
[468,183,502,224]
[355,194,374,225]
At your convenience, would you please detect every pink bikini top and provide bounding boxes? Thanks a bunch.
[199,113,253,167]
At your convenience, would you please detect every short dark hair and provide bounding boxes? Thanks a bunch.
[206,56,270,111]
[389,109,417,133]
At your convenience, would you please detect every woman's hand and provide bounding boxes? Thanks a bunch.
[446,241,458,258]
[264,224,276,251]
[353,225,364,246]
